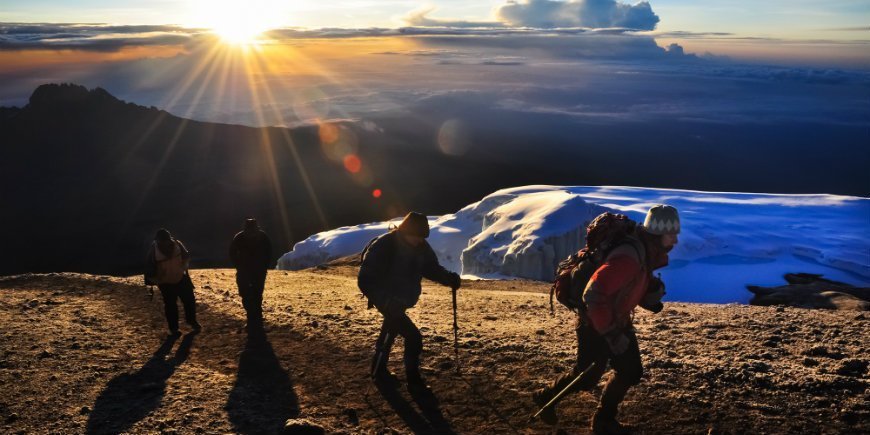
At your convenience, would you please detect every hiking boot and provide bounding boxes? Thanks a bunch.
[189,321,202,332]
[168,329,181,337]
[591,412,633,435]
[532,388,558,425]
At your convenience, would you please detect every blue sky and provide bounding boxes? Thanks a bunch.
[2,0,868,39]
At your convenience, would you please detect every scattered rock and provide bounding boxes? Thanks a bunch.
[802,357,819,367]
[342,408,360,426]
[38,349,53,359]
[6,413,18,423]
[79,406,90,415]
[283,418,326,435]
[836,359,868,377]
[483,315,498,321]
[535,329,546,335]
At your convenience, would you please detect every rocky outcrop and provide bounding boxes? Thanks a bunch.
[747,273,870,310]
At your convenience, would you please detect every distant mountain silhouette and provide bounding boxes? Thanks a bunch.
[0,84,521,275]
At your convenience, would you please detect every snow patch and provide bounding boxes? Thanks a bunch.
[278,185,870,303]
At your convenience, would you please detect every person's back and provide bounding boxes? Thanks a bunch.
[230,218,272,331]
[230,224,272,272]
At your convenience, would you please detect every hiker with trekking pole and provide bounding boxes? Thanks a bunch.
[357,212,462,393]
[532,205,680,434]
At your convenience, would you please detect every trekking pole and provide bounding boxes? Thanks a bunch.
[530,362,600,422]
[452,286,460,375]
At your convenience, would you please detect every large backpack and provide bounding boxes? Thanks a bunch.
[549,212,643,313]
[357,231,397,305]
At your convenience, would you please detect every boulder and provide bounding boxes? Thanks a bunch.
[283,418,325,435]
[747,274,870,310]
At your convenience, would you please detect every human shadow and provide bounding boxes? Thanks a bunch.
[374,380,456,434]
[86,331,197,434]
[225,326,300,434]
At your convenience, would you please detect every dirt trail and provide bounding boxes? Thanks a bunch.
[1,269,867,434]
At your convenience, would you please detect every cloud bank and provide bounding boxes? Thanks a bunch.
[0,23,207,51]
[497,0,660,30]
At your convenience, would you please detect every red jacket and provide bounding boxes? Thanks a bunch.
[582,242,650,335]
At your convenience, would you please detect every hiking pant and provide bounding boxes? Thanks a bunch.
[236,269,267,326]
[372,301,423,376]
[542,318,642,416]
[158,281,197,331]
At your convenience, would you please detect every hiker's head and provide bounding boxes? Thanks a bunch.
[397,212,429,247]
[244,218,259,231]
[155,228,172,242]
[641,205,680,252]
[154,228,175,252]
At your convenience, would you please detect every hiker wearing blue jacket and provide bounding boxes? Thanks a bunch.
[358,212,461,392]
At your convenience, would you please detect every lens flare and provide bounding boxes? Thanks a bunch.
[343,154,362,173]
[372,188,382,198]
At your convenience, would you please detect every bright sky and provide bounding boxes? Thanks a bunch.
[1,0,868,40]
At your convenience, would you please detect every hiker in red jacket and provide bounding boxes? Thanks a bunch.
[534,205,680,435]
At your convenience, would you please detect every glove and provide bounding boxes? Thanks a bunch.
[640,276,666,313]
[449,272,462,290]
[604,330,630,355]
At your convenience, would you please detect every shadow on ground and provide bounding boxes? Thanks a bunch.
[86,331,197,434]
[226,326,301,434]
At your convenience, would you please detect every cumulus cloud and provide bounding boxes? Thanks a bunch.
[0,23,206,51]
[496,0,660,30]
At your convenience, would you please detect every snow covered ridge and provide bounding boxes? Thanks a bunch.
[278,186,869,304]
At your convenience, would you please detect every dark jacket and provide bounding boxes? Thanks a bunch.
[358,231,457,309]
[230,229,272,272]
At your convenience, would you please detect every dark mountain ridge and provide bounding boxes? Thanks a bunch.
[1,83,867,275]
[0,84,506,275]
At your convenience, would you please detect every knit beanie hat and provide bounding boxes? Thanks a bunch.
[642,205,680,235]
[397,212,430,238]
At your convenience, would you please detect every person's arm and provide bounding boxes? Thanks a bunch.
[177,240,191,270]
[229,234,240,267]
[421,242,460,289]
[582,254,641,335]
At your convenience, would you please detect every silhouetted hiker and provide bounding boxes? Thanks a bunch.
[533,205,680,434]
[230,218,272,331]
[145,229,200,335]
[358,212,462,393]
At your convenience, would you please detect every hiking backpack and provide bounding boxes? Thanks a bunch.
[549,212,643,313]
[357,230,398,306]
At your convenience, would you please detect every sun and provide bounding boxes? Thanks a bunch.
[192,0,284,45]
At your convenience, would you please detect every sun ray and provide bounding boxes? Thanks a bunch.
[123,43,232,228]
[239,48,295,242]
[246,48,331,230]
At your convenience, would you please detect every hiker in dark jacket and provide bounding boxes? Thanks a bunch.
[230,218,272,330]
[533,205,680,435]
[145,229,200,335]
[358,212,462,391]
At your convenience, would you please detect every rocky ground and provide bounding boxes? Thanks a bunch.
[1,267,868,434]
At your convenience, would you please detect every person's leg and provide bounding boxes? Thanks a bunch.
[178,280,199,329]
[372,302,399,384]
[236,271,256,325]
[534,319,608,423]
[592,328,642,434]
[250,270,266,325]
[158,284,180,333]
[387,310,424,385]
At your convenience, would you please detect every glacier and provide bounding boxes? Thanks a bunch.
[277,185,870,303]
